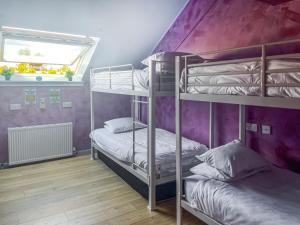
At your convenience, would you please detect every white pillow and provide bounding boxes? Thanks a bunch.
[104,117,146,133]
[190,162,269,182]
[190,163,232,181]
[196,140,270,179]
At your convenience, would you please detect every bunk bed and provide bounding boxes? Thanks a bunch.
[175,39,300,225]
[90,53,207,210]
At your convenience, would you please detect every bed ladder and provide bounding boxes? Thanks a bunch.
[131,96,148,171]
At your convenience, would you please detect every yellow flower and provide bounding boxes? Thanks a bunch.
[16,63,29,73]
[48,68,57,74]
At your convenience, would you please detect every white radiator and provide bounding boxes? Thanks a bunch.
[8,123,73,165]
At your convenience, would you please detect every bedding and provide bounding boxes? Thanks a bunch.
[90,127,208,178]
[104,117,146,133]
[181,59,300,98]
[91,68,174,92]
[185,167,300,225]
[196,140,270,181]
[141,51,203,75]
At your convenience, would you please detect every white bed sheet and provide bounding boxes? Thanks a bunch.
[91,69,174,92]
[90,128,208,178]
[181,59,300,98]
[185,167,300,225]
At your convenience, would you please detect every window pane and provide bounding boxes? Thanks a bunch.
[3,38,87,65]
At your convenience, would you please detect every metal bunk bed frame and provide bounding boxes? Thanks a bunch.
[90,60,175,211]
[175,38,300,225]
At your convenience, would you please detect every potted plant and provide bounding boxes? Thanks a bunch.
[65,70,74,81]
[36,76,43,81]
[1,68,14,81]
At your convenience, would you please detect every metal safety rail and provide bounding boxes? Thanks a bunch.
[176,38,300,225]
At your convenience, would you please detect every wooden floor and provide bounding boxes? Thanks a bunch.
[0,155,205,225]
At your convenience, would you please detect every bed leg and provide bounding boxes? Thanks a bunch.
[90,146,96,160]
[177,205,182,225]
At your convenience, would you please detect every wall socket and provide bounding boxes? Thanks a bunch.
[262,125,271,135]
[63,101,72,108]
[246,123,258,132]
[10,104,21,111]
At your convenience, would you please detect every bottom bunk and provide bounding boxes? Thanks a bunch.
[90,121,208,201]
[97,150,177,201]
[182,141,300,225]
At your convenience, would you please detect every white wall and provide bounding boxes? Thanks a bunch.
[0,0,188,70]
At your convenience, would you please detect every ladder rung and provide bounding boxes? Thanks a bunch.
[133,100,148,104]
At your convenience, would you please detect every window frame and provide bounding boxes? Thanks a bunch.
[0,26,99,84]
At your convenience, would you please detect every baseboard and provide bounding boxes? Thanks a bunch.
[76,149,91,156]
[0,163,9,169]
[0,149,91,169]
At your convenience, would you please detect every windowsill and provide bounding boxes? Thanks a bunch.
[0,81,84,87]
[0,73,85,86]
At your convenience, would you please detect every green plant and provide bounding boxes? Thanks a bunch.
[65,70,74,81]
[36,76,43,81]
[1,68,14,81]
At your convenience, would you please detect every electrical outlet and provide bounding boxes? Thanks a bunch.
[262,125,271,135]
[63,101,72,108]
[246,123,258,132]
[10,104,21,111]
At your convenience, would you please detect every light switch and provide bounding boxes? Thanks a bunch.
[40,98,46,109]
[246,123,258,132]
[262,125,271,135]
[10,104,21,111]
[63,101,72,108]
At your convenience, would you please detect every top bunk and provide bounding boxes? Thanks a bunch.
[177,38,300,110]
[90,52,202,97]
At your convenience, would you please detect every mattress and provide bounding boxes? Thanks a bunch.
[185,167,300,225]
[90,127,208,178]
[91,68,175,92]
[181,59,300,98]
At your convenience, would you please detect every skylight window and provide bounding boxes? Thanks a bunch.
[0,26,99,83]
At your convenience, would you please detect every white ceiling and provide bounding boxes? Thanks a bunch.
[0,0,189,70]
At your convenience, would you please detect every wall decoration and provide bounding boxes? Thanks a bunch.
[49,88,61,104]
[24,88,37,104]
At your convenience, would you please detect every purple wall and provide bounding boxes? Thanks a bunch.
[0,84,131,163]
[154,0,300,172]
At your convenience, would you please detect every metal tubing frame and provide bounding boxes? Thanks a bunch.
[175,56,183,225]
[239,105,246,144]
[209,102,216,149]
[90,68,96,160]
[176,38,300,225]
[148,60,156,210]
[90,59,178,211]
[90,62,174,97]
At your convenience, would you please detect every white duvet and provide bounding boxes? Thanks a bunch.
[181,59,300,98]
[185,167,300,225]
[90,128,208,178]
[91,69,174,92]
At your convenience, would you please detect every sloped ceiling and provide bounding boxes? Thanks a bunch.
[0,0,188,69]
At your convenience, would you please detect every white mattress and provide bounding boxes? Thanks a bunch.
[91,68,174,92]
[181,59,300,98]
[185,167,300,225]
[90,127,208,178]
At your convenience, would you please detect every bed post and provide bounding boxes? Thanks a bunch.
[261,44,266,97]
[239,105,246,144]
[209,102,215,149]
[148,60,156,211]
[176,56,183,225]
[90,68,96,160]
